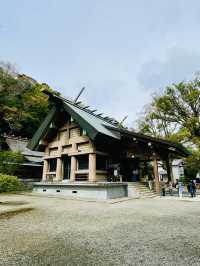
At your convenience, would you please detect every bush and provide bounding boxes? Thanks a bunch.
[0,173,25,193]
[0,151,24,175]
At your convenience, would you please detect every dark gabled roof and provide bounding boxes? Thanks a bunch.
[28,90,122,150]
[28,89,189,157]
[61,97,121,140]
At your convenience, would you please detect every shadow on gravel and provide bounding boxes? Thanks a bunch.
[0,207,34,220]
[0,201,28,206]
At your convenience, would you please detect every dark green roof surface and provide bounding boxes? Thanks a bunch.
[61,97,121,140]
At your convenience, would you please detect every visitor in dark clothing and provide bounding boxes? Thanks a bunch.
[189,180,197,197]
[160,180,166,196]
[192,180,197,198]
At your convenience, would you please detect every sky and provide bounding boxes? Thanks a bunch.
[1,0,200,127]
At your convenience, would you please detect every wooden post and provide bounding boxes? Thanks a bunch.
[56,157,63,181]
[70,156,77,182]
[89,153,96,182]
[166,157,173,182]
[42,159,48,182]
[153,157,160,193]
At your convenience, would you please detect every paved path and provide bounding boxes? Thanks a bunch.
[0,194,200,266]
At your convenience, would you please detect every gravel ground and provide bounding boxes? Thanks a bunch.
[0,194,200,266]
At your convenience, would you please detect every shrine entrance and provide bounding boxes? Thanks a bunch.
[121,158,140,182]
[63,155,71,181]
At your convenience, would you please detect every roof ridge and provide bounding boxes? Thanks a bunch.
[53,93,121,128]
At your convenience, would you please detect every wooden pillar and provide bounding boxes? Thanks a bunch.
[42,159,48,182]
[89,153,96,182]
[56,157,63,181]
[70,156,77,182]
[166,157,173,182]
[153,157,160,193]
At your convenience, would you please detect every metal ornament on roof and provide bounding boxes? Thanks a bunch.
[74,87,85,103]
[49,87,122,128]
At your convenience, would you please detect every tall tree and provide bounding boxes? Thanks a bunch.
[137,77,200,179]
[138,77,200,145]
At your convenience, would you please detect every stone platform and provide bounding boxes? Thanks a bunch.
[33,182,128,200]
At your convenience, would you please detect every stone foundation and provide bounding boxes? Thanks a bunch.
[33,182,128,200]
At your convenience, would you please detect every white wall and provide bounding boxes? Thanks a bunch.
[158,159,184,182]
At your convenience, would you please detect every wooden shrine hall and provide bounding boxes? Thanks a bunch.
[28,89,189,200]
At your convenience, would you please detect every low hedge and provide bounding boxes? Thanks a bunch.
[0,173,26,193]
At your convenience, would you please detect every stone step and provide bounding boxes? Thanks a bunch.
[128,182,158,198]
[142,194,158,198]
[134,187,150,190]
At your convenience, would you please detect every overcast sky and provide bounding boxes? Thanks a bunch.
[1,0,200,126]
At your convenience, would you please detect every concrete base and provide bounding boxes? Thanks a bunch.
[33,182,128,200]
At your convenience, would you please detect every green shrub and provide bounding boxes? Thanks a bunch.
[0,151,24,175]
[0,173,25,193]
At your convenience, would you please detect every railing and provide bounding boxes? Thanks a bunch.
[75,174,88,182]
[44,174,56,183]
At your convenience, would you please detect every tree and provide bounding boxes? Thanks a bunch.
[137,77,200,181]
[139,78,200,146]
[0,63,53,139]
[184,149,200,182]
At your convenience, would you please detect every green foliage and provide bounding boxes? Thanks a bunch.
[184,149,200,182]
[137,77,200,178]
[0,173,25,193]
[138,77,200,146]
[0,63,55,138]
[0,151,24,175]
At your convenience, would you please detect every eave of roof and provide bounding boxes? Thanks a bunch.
[27,105,58,150]
[105,125,190,157]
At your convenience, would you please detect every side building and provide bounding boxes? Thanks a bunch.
[2,135,43,182]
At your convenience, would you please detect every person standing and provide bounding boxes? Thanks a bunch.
[189,181,194,197]
[192,180,197,198]
[178,181,184,198]
[160,179,166,196]
[148,175,153,191]
[175,179,179,194]
[168,181,173,196]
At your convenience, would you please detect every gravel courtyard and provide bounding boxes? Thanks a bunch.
[0,194,200,266]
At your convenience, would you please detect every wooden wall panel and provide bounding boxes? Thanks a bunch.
[49,148,58,156]
[77,142,91,152]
